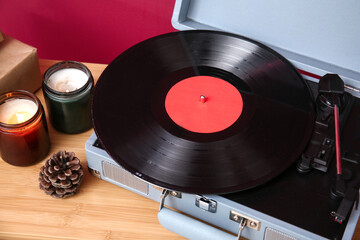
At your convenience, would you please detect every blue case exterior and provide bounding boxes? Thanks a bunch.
[172,0,360,97]
[85,132,360,239]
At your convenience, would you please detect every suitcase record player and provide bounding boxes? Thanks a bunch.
[86,1,360,239]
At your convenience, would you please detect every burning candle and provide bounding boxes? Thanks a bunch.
[0,90,50,166]
[42,61,94,133]
[0,98,37,124]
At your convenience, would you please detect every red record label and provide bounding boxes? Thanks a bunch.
[165,76,243,133]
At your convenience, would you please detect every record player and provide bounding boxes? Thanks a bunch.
[85,0,360,239]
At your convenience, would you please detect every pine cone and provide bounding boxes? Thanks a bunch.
[39,151,84,198]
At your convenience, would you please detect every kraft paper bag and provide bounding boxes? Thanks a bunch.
[0,33,42,94]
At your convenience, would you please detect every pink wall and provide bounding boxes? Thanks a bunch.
[0,0,176,64]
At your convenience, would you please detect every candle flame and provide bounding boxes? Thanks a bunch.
[8,112,33,124]
[16,113,25,123]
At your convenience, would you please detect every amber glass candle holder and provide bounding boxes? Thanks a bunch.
[0,90,51,166]
[42,61,94,134]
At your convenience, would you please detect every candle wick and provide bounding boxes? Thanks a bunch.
[200,95,206,103]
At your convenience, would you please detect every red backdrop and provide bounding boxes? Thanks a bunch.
[0,0,176,64]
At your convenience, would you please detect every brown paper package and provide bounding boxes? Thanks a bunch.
[0,33,42,94]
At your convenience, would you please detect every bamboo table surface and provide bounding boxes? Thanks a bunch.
[0,59,184,240]
[0,59,359,240]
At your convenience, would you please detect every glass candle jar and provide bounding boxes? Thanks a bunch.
[42,61,94,134]
[0,90,51,166]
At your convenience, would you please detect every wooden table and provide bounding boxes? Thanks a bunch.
[0,59,184,240]
[0,59,359,240]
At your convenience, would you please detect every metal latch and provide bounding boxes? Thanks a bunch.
[159,189,169,211]
[230,210,261,239]
[195,195,217,213]
[230,211,261,231]
[158,189,182,211]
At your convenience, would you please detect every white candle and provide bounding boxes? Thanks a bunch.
[47,68,88,92]
[0,98,37,124]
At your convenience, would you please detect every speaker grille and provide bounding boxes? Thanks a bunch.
[102,161,149,194]
[264,228,298,240]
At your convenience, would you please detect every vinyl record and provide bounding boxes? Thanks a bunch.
[92,30,315,194]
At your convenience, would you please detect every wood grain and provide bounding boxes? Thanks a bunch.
[0,59,184,240]
[0,59,358,240]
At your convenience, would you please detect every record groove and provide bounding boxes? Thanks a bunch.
[92,30,315,194]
